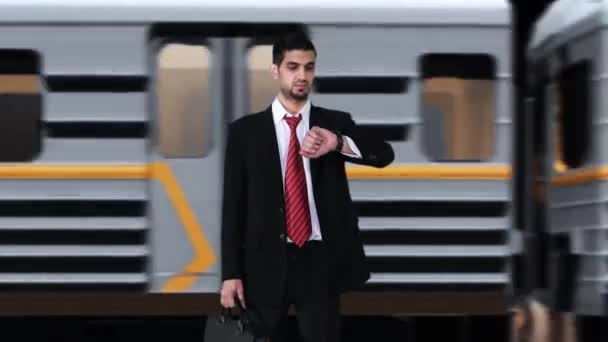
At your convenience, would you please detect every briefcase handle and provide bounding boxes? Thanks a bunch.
[219,296,250,333]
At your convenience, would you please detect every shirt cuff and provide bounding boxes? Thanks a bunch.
[340,135,362,158]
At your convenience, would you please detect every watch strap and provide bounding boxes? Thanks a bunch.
[333,131,344,152]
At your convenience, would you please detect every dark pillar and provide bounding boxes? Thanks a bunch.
[509,0,556,300]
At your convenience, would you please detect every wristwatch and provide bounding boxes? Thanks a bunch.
[333,130,344,152]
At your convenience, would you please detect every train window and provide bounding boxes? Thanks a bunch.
[157,43,210,157]
[420,54,496,161]
[551,86,567,172]
[0,50,41,162]
[248,45,276,114]
[555,60,590,170]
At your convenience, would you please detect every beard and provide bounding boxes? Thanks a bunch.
[281,84,310,102]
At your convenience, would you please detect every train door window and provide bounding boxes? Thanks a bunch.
[550,85,567,172]
[157,43,210,157]
[248,45,276,114]
[420,54,496,161]
[0,50,41,161]
[554,60,590,170]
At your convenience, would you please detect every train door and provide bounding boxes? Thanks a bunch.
[146,35,227,293]
[145,24,311,294]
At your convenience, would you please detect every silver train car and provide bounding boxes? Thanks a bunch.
[525,0,608,317]
[0,0,514,317]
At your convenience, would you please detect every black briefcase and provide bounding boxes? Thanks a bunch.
[204,303,266,342]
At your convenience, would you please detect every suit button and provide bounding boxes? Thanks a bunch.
[279,233,285,240]
[370,154,377,160]
[279,207,284,214]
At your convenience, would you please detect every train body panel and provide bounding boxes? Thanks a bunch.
[528,0,608,317]
[0,0,510,25]
[0,26,148,76]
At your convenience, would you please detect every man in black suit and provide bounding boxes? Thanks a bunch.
[220,30,394,341]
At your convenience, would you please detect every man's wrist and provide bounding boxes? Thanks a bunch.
[333,131,344,152]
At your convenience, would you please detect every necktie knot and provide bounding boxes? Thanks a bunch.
[284,114,302,131]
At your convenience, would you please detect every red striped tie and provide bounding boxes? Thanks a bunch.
[283,114,312,247]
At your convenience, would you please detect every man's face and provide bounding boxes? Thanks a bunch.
[272,49,316,102]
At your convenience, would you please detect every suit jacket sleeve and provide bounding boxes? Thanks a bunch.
[336,112,395,167]
[220,121,246,281]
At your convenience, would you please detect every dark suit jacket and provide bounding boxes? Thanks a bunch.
[221,104,394,306]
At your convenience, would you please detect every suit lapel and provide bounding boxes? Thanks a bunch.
[261,106,285,205]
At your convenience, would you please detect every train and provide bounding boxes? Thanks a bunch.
[510,0,608,338]
[0,0,602,335]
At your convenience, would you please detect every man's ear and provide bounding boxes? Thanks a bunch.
[271,64,279,80]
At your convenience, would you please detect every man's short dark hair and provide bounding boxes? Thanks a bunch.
[272,31,316,66]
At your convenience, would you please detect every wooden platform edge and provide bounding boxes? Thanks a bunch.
[0,291,508,316]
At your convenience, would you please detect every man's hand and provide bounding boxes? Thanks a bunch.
[300,126,337,158]
[220,279,245,309]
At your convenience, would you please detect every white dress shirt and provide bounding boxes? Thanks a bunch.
[271,97,362,242]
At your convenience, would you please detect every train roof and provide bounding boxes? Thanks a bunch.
[0,0,510,25]
[529,0,603,52]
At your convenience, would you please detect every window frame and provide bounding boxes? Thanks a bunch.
[150,38,213,159]
[419,53,497,162]
[0,49,42,162]
[552,59,591,171]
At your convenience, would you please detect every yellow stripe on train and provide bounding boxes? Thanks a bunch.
[551,166,608,186]
[346,165,511,179]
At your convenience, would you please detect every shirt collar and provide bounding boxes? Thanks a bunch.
[271,96,311,126]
